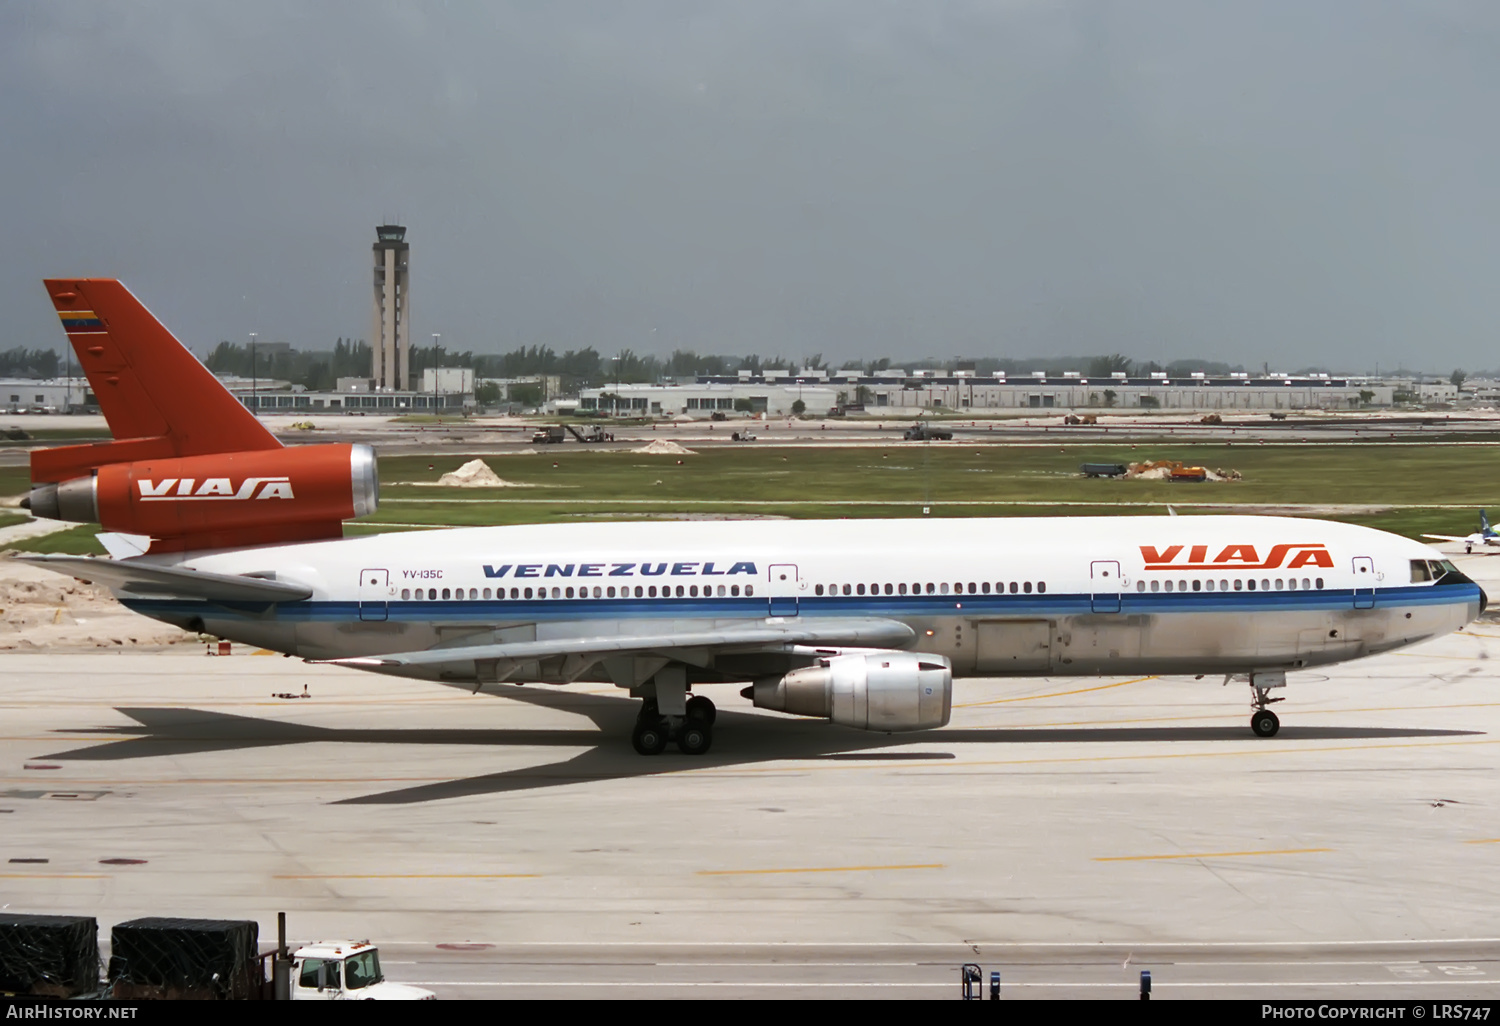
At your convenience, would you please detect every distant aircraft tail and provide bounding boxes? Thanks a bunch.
[1482,510,1495,538]
[35,278,281,484]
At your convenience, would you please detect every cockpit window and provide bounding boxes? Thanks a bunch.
[1411,560,1432,583]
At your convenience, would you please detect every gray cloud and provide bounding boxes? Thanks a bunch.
[2,1,1498,370]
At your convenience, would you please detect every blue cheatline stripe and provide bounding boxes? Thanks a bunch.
[123,583,1479,624]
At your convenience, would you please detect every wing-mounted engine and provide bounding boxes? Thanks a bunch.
[745,651,952,731]
[25,443,378,552]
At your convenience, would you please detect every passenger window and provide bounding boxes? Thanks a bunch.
[676,585,685,597]
[885,583,893,595]
[648,586,657,597]
[940,583,950,595]
[428,588,437,600]
[511,588,520,599]
[1009,582,1018,594]
[483,588,491,600]
[981,582,990,594]
[1037,582,1045,594]
[730,585,739,597]
[717,585,725,597]
[969,583,977,594]
[1137,580,1146,592]
[745,586,754,596]
[1191,580,1201,592]
[441,588,450,600]
[524,587,533,599]
[1286,579,1295,591]
[926,583,935,595]
[1274,580,1282,590]
[593,586,602,598]
[1233,580,1242,591]
[1315,578,1324,589]
[1150,580,1160,593]
[470,588,478,600]
[565,587,574,599]
[1247,580,1255,591]
[1261,579,1269,591]
[857,584,866,595]
[1023,581,1032,594]
[608,586,616,598]
[1220,580,1229,591]
[552,587,562,598]
[898,583,907,595]
[401,588,410,600]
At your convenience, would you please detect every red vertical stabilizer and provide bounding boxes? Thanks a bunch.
[34,279,280,484]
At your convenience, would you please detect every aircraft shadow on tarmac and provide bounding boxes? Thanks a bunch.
[39,687,1482,805]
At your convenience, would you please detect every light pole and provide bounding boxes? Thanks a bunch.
[431,333,440,411]
[249,333,257,416]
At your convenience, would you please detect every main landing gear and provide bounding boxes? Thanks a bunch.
[631,695,716,756]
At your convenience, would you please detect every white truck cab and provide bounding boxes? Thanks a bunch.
[291,941,434,1000]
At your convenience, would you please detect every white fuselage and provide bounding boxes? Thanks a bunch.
[119,515,1483,687]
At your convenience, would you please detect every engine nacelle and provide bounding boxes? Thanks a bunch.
[26,443,378,546]
[749,652,952,732]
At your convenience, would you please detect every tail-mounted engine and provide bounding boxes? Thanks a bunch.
[25,443,378,552]
[745,651,952,731]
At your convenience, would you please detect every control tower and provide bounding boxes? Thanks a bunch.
[371,224,410,390]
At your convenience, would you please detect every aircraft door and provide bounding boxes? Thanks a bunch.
[768,564,799,617]
[1090,560,1122,613]
[358,568,390,622]
[1351,556,1375,609]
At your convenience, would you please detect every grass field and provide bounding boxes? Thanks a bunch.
[4,442,1498,554]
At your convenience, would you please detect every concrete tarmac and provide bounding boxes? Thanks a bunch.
[2,557,1499,999]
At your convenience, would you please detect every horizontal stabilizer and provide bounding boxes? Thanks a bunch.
[19,554,312,603]
[316,617,916,668]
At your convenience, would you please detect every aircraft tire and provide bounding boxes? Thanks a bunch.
[686,695,716,725]
[632,718,670,756]
[1250,710,1280,738]
[676,721,712,756]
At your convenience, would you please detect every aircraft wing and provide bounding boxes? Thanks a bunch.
[1421,534,1471,543]
[317,617,916,669]
[17,554,314,603]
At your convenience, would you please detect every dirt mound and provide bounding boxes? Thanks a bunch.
[428,459,536,488]
[0,561,197,650]
[633,440,697,455]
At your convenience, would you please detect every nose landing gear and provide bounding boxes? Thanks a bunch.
[1247,670,1286,737]
[631,696,716,755]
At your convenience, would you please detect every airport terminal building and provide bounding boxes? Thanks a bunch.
[577,371,1394,417]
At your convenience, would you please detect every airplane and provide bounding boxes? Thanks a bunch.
[18,279,1488,755]
[1423,511,1500,554]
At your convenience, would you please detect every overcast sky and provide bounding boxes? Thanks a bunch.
[1,1,1497,371]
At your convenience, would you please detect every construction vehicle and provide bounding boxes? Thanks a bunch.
[1080,462,1127,478]
[903,421,953,441]
[530,426,567,444]
[564,424,614,443]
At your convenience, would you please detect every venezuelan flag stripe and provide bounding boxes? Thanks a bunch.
[58,310,104,331]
